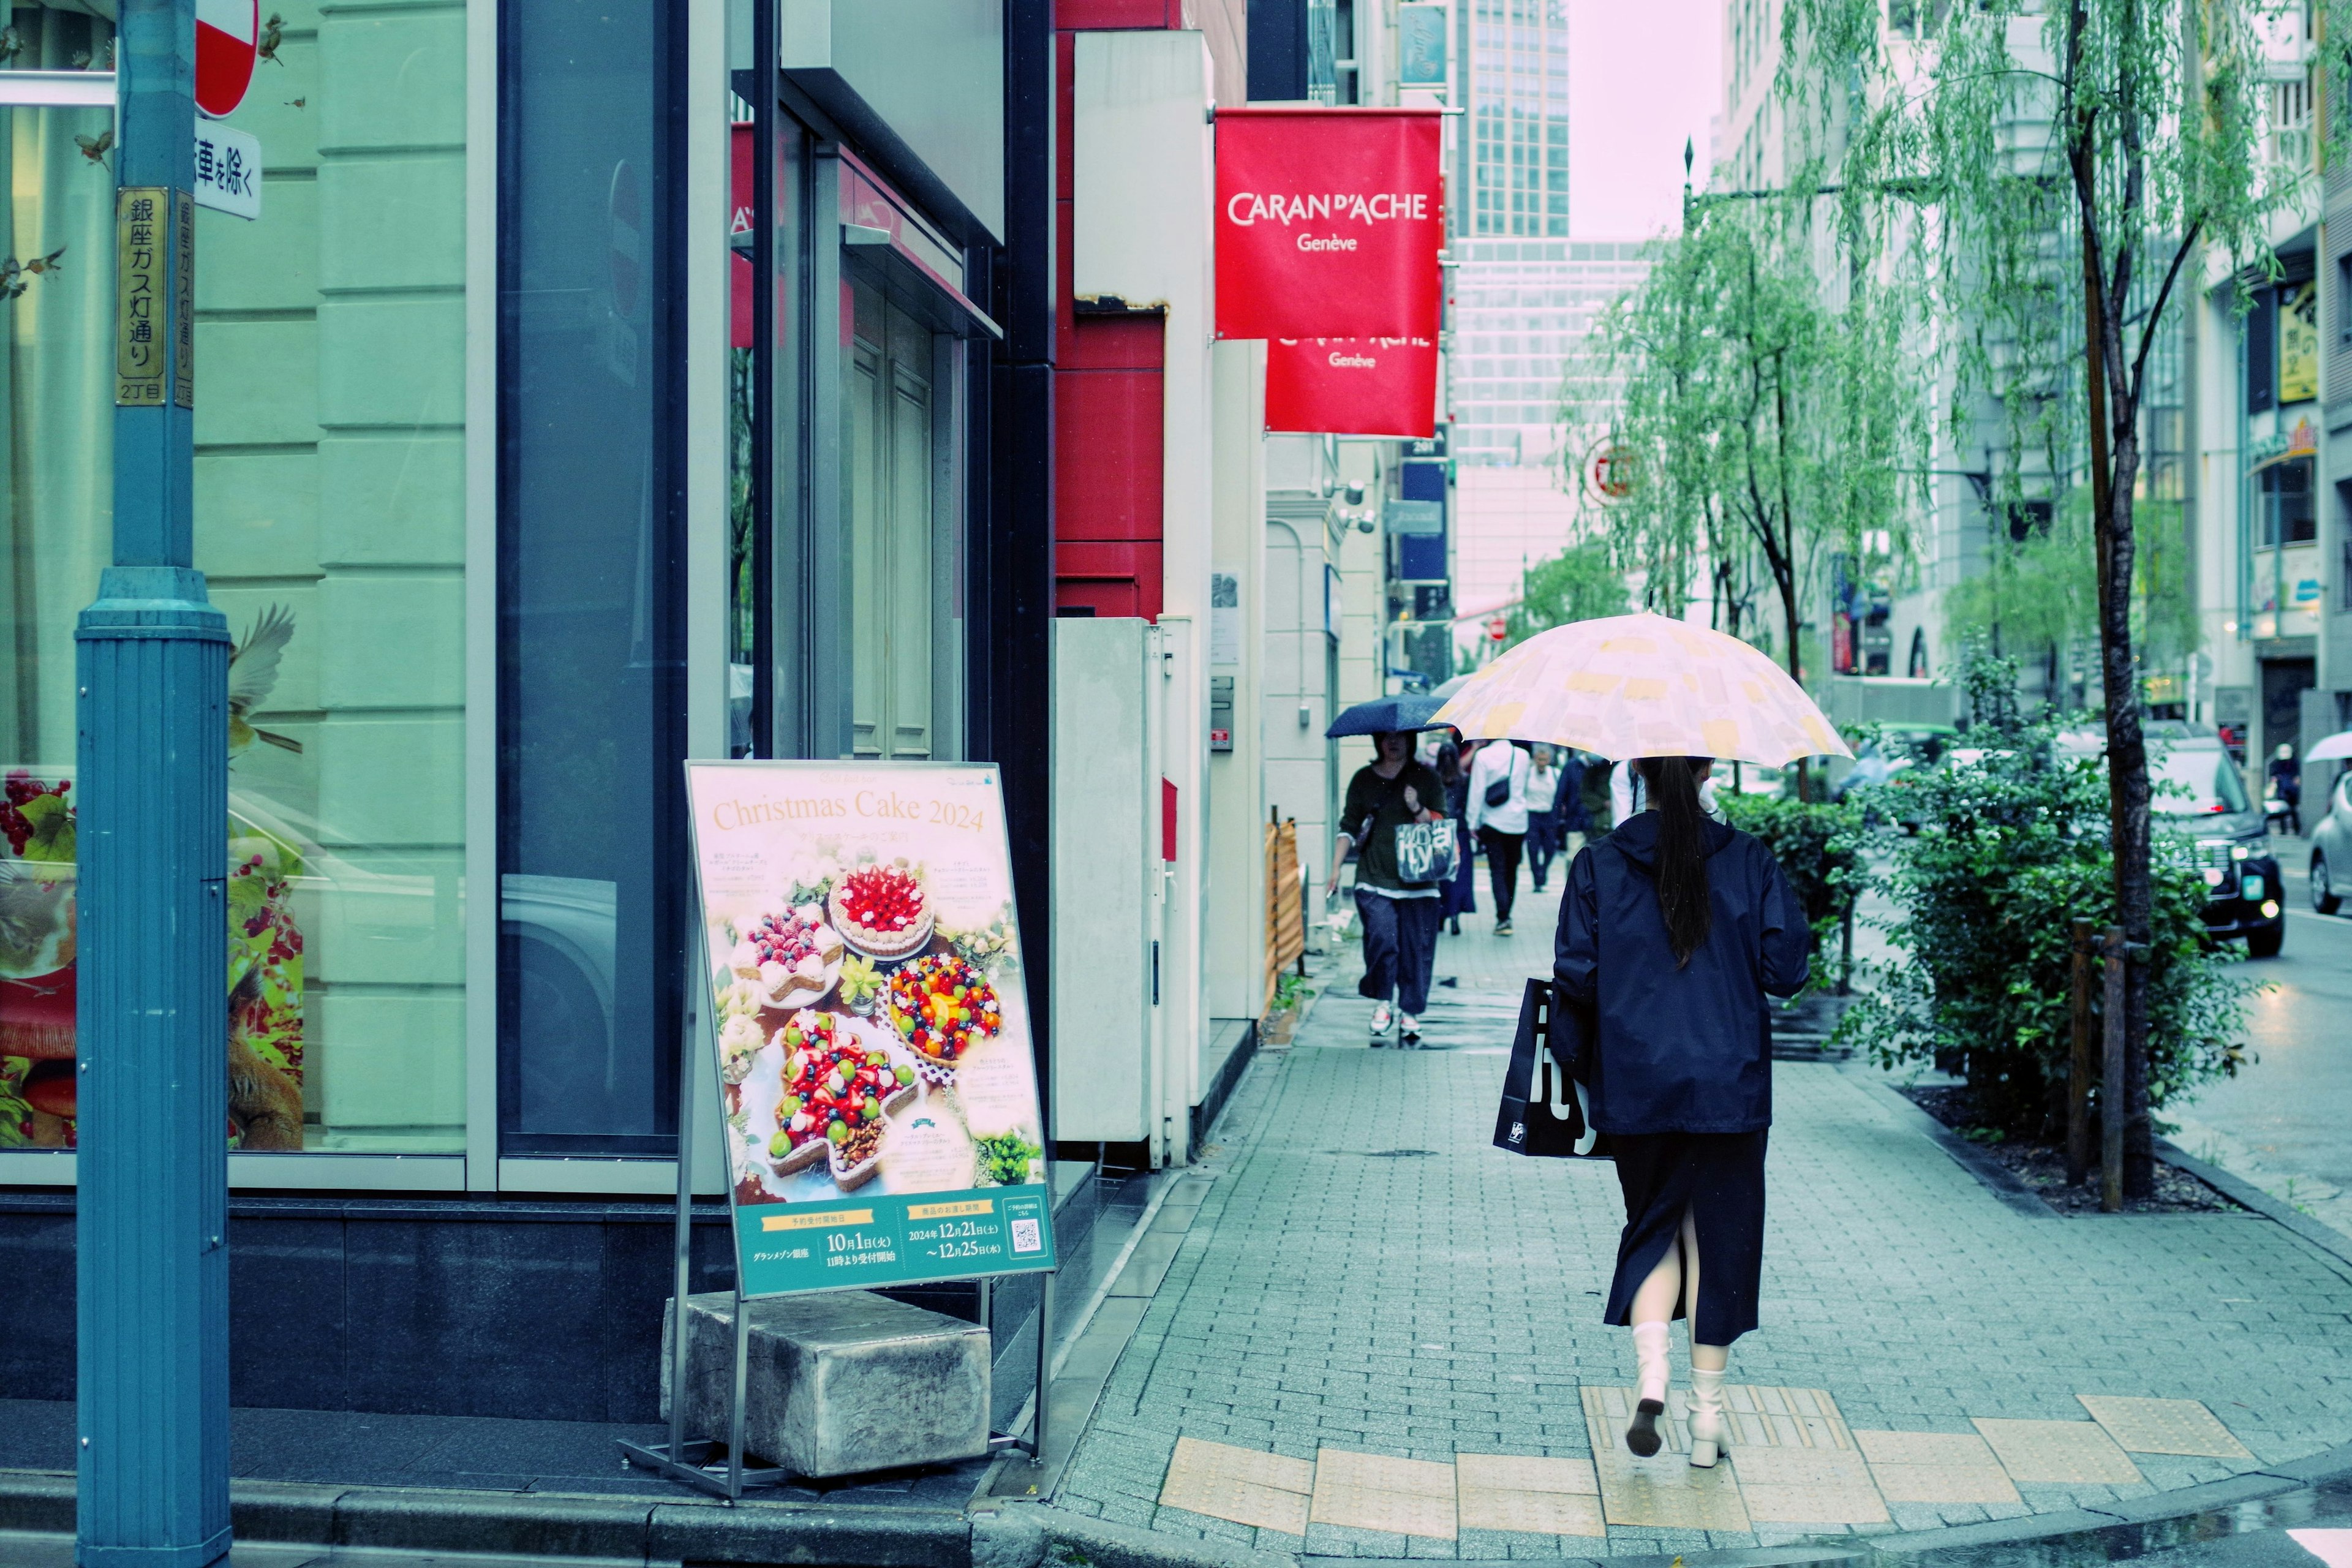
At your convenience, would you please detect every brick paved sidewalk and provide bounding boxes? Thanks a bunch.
[1050,873,2352,1559]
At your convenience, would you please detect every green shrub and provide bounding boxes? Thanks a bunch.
[1717,793,1864,959]
[1832,715,2253,1140]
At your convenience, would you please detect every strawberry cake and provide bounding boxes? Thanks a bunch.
[827,861,933,961]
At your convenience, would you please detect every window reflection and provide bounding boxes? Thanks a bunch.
[497,0,685,1155]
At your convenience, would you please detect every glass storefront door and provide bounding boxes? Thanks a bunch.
[845,280,961,761]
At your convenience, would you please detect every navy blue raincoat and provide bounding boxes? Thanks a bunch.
[1551,813,1811,1136]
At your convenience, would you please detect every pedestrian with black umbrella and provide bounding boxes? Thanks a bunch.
[1324,698,1448,1045]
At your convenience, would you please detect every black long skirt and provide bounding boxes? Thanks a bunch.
[1600,1130,1767,1346]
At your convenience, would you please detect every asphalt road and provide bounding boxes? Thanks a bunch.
[2175,833,2352,1223]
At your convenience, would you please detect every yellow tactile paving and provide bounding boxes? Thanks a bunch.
[1455,1453,1599,1493]
[1155,1390,2225,1544]
[1310,1447,1459,1540]
[1455,1453,1605,1538]
[1855,1430,2024,1505]
[1729,1447,1891,1525]
[1457,1485,1608,1536]
[1581,1386,1753,1531]
[1158,1436,1313,1536]
[1973,1418,2146,1485]
[2077,1396,2257,1460]
[1716,1384,1857,1449]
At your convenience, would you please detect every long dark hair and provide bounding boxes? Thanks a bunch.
[1634,756,1713,966]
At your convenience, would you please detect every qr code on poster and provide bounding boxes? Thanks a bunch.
[1010,1218,1042,1254]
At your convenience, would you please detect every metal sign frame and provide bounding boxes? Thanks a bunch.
[619,759,1060,1501]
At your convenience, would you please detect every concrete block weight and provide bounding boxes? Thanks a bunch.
[660,1289,992,1478]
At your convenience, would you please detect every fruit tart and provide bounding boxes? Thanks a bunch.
[763,1010,917,1181]
[729,903,844,1008]
[885,954,1001,1066]
[827,861,933,962]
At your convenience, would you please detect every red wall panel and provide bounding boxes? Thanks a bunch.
[1052,15,1173,620]
[1056,0,1178,28]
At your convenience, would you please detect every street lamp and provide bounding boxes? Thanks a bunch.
[76,0,232,1562]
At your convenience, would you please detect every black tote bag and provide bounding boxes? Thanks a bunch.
[1493,978,1606,1158]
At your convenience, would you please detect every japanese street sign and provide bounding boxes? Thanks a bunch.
[114,188,168,405]
[195,0,260,118]
[175,190,193,407]
[685,761,1057,1298]
[1215,108,1444,341]
[1487,616,1508,643]
[194,121,262,220]
[113,188,195,407]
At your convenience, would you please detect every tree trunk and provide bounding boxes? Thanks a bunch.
[2073,85,2157,1201]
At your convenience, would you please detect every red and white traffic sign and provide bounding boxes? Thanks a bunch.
[195,0,259,119]
[1485,616,1509,643]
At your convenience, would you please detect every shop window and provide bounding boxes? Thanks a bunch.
[2339,480,2352,612]
[497,0,687,1156]
[0,84,113,1151]
[2260,457,2317,546]
[1,0,471,1157]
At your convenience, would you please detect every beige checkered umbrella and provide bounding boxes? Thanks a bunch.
[1428,612,1850,767]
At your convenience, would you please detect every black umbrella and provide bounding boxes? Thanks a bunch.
[1325,694,1447,739]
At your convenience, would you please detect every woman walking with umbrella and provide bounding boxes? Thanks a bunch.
[1325,729,1446,1044]
[1323,696,1448,1045]
[1430,614,1842,1468]
[1556,755,1809,1464]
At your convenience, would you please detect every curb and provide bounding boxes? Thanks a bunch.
[4,1441,2350,1567]
[1833,1067,2057,1218]
[2154,1137,2352,1273]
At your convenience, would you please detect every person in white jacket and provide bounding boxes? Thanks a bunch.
[1466,740,1533,935]
[1613,758,1727,826]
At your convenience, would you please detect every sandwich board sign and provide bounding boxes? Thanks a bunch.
[684,761,1057,1297]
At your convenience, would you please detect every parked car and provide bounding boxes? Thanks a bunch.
[2310,762,2352,914]
[2060,724,2284,958]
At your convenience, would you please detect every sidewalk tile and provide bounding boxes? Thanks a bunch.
[1972,1418,2145,1484]
[1458,1486,1607,1536]
[1310,1447,1459,1540]
[2076,1395,2257,1459]
[1711,1384,1856,1450]
[1583,1387,1753,1530]
[1455,1452,1607,1537]
[1854,1430,2022,1504]
[1456,1453,1599,1493]
[1728,1446,1890,1524]
[1157,1436,1313,1536]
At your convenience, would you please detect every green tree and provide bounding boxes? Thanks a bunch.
[1576,204,1921,790]
[1784,0,2290,1196]
[1500,538,1628,650]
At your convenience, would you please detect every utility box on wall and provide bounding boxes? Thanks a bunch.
[1050,618,1159,1144]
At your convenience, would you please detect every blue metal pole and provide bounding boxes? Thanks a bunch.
[75,0,232,1558]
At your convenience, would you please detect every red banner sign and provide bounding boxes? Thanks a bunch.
[1215,109,1443,341]
[1265,337,1437,438]
[733,123,753,348]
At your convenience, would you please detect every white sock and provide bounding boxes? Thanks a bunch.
[1689,1363,1726,1416]
[1632,1321,1670,1404]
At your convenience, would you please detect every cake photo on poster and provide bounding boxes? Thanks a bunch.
[685,764,1051,1288]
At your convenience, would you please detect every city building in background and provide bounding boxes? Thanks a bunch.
[1449,239,1648,656]
[1439,0,1648,669]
